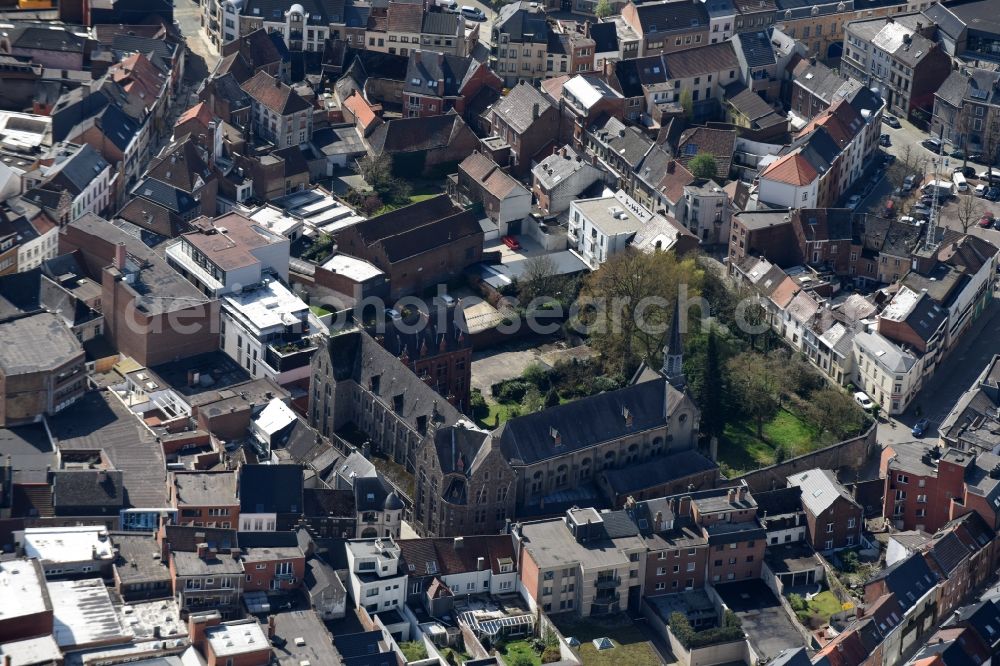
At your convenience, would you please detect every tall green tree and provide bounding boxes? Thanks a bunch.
[726,352,780,438]
[594,0,613,18]
[700,328,727,440]
[689,153,718,180]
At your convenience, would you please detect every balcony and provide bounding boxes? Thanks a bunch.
[594,577,621,590]
[264,336,318,374]
[274,572,295,580]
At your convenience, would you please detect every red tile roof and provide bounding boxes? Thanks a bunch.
[761,151,818,186]
[343,91,377,128]
[175,101,214,130]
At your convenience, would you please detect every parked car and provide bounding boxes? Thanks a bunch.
[988,186,1000,201]
[968,152,985,163]
[385,308,402,321]
[975,183,988,197]
[911,418,931,437]
[879,134,892,147]
[954,165,976,177]
[846,194,862,209]
[903,174,920,191]
[461,5,485,19]
[883,115,902,128]
[978,168,1000,182]
[854,392,875,410]
[912,204,932,218]
[950,148,966,159]
[979,214,995,228]
[922,138,943,153]
[501,235,521,250]
[883,154,896,166]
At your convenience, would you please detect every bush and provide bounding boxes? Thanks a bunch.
[788,593,807,612]
[494,379,532,402]
[542,647,561,663]
[470,388,488,420]
[669,612,744,650]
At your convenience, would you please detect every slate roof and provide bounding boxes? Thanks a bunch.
[431,424,492,484]
[421,11,461,36]
[240,70,311,115]
[111,33,176,64]
[754,486,803,517]
[600,449,717,494]
[787,468,859,516]
[11,25,87,52]
[734,30,776,68]
[51,470,125,510]
[590,116,653,169]
[239,464,304,514]
[48,144,110,196]
[495,377,683,465]
[131,177,198,214]
[145,139,213,193]
[242,0,346,26]
[632,0,709,34]
[353,475,392,512]
[495,1,549,44]
[662,41,738,80]
[403,52,479,97]
[368,113,472,155]
[490,82,553,134]
[303,488,355,518]
[676,126,736,176]
[590,21,618,53]
[868,552,938,613]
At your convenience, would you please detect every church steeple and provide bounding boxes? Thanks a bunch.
[663,299,686,390]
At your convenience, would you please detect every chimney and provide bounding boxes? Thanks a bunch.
[197,542,209,559]
[114,242,127,271]
[187,611,222,651]
[667,161,675,174]
[454,536,464,549]
[532,102,540,119]
[415,50,421,64]
[476,556,485,571]
[274,74,281,87]
[737,485,748,502]
[809,55,816,66]
[727,487,736,502]
[267,615,276,638]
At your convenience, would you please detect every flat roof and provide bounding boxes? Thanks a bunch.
[206,620,270,657]
[270,611,339,666]
[48,578,131,648]
[222,279,308,331]
[112,533,172,585]
[519,517,644,569]
[172,472,237,506]
[0,635,62,666]
[120,598,187,641]
[0,312,83,375]
[23,526,114,564]
[0,558,49,619]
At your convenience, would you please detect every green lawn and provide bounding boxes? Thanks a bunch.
[718,408,819,475]
[499,640,542,666]
[309,304,334,316]
[807,591,844,622]
[475,400,519,429]
[399,641,427,662]
[552,616,661,666]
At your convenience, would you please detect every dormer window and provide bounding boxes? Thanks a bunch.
[550,427,561,446]
[622,406,633,427]
[370,374,381,392]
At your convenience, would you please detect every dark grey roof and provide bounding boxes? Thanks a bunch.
[600,449,717,495]
[868,552,938,613]
[131,177,198,213]
[754,486,802,517]
[334,632,389,661]
[633,0,709,34]
[495,1,548,44]
[111,532,172,585]
[490,83,552,134]
[97,103,142,151]
[403,52,477,97]
[303,487,355,517]
[495,378,676,465]
[368,114,470,155]
[612,59,644,98]
[770,648,812,666]
[421,12,461,35]
[734,31,776,68]
[51,470,125,510]
[239,464,304,514]
[0,424,54,475]
[48,144,109,196]
[11,25,87,52]
[927,531,971,577]
[353,475,392,512]
[590,21,618,53]
[589,116,653,168]
[111,34,176,64]
[242,0,346,25]
[163,524,237,552]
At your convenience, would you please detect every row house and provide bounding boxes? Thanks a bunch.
[931,68,1000,163]
[920,512,995,617]
[345,537,407,614]
[491,1,551,87]
[939,355,1000,455]
[171,471,240,528]
[548,20,597,77]
[620,0,711,56]
[841,14,951,119]
[402,51,502,119]
[548,74,626,147]
[160,525,244,618]
[516,507,647,617]
[449,152,531,236]
[240,70,313,147]
[103,53,171,186]
[774,0,911,64]
[483,82,560,177]
[787,468,863,552]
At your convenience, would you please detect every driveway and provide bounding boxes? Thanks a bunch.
[714,580,806,661]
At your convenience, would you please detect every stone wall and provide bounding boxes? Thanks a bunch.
[735,423,879,493]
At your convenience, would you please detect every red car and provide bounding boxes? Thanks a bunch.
[979,214,994,228]
[502,235,521,250]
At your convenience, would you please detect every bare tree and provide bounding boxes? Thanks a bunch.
[955,192,985,235]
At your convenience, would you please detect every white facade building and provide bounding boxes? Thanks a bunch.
[346,538,407,614]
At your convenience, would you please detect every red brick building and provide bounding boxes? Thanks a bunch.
[788,468,863,552]
[170,471,240,529]
[401,51,502,121]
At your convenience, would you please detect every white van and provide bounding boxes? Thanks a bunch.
[953,171,969,192]
[437,0,458,12]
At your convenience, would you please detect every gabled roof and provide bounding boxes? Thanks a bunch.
[868,552,938,613]
[10,25,87,52]
[734,30,777,68]
[495,1,549,44]
[590,21,618,53]
[145,138,213,193]
[631,0,709,34]
[397,535,516,577]
[787,468,858,515]
[47,144,110,196]
[661,41,737,79]
[51,470,125,510]
[490,83,553,134]
[403,52,480,97]
[761,151,817,186]
[495,377,687,465]
[387,1,423,33]
[676,126,736,176]
[240,70,311,115]
[368,113,471,155]
[421,11,462,36]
